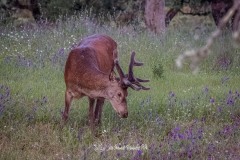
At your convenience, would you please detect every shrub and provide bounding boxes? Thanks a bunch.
[152,63,164,79]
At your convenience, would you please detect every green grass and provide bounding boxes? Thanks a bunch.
[1,14,240,159]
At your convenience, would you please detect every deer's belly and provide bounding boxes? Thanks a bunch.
[68,85,104,99]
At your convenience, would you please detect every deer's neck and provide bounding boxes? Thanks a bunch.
[79,70,112,98]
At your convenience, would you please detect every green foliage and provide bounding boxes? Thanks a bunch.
[0,0,145,25]
[152,63,164,79]
[165,0,211,9]
[39,0,76,20]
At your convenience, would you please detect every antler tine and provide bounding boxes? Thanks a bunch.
[131,51,144,66]
[136,78,150,83]
[127,51,150,90]
[141,86,150,90]
[131,79,150,90]
[128,51,142,81]
[113,49,125,80]
[122,79,141,91]
[114,50,150,90]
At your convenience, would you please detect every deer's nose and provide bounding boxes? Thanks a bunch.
[123,112,128,118]
[119,111,128,118]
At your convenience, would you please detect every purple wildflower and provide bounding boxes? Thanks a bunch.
[226,96,234,106]
[178,133,185,139]
[235,90,240,98]
[116,152,121,157]
[168,91,177,107]
[217,106,222,113]
[137,150,143,156]
[169,91,175,97]
[174,126,180,132]
[210,98,215,104]
[16,55,34,68]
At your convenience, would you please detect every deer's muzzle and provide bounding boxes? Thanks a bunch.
[118,111,128,118]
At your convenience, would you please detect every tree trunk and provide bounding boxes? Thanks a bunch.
[165,8,179,27]
[145,0,165,34]
[211,0,233,28]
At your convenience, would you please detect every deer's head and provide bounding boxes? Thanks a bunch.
[106,51,149,118]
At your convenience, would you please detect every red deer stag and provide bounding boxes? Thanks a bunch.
[63,34,149,132]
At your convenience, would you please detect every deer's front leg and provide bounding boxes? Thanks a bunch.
[95,98,104,125]
[88,97,96,132]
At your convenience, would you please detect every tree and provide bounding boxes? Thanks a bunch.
[0,0,41,25]
[176,0,240,73]
[144,0,165,34]
[211,0,233,27]
[165,0,234,28]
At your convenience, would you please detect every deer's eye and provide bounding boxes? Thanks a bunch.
[117,92,122,97]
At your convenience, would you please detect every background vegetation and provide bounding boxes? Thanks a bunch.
[0,0,215,26]
[1,1,240,160]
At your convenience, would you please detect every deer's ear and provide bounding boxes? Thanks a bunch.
[109,72,116,82]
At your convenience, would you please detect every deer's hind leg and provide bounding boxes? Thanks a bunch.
[62,90,73,121]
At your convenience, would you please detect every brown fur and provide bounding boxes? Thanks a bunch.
[63,34,128,132]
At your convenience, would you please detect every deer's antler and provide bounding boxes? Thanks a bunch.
[114,51,150,90]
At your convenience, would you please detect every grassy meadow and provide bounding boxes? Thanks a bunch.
[1,14,240,159]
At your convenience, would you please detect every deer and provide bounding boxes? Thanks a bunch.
[63,34,149,132]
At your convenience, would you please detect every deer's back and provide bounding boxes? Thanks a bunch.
[77,34,117,74]
[64,34,117,93]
